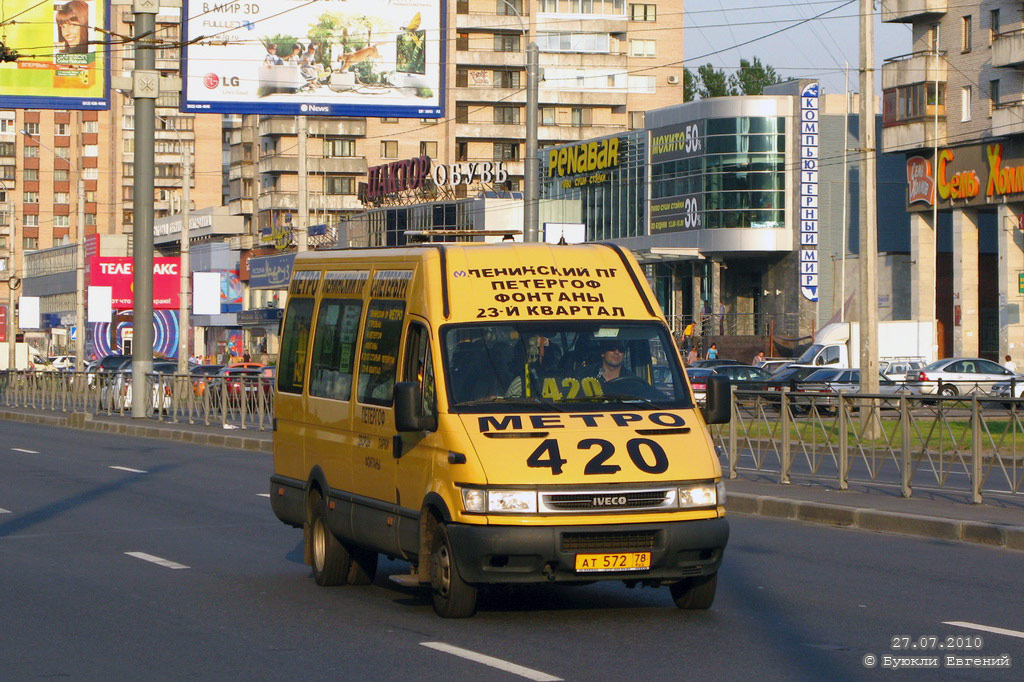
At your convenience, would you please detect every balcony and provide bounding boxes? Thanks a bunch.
[257,156,366,175]
[882,118,947,152]
[455,121,525,139]
[539,88,628,107]
[534,17,627,34]
[994,101,1024,135]
[993,30,1024,69]
[227,198,254,216]
[228,163,255,181]
[880,0,946,23]
[456,13,527,32]
[453,87,526,104]
[538,52,626,69]
[455,50,525,68]
[538,123,626,143]
[882,51,946,90]
[258,117,366,138]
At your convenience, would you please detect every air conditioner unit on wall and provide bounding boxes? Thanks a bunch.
[667,75,679,84]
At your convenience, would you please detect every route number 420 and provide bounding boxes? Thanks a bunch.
[526,438,669,475]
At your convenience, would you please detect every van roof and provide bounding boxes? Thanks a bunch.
[293,242,660,323]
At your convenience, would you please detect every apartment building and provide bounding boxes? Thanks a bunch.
[881,1,1024,361]
[224,0,684,241]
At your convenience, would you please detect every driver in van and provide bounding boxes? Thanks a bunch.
[597,340,626,384]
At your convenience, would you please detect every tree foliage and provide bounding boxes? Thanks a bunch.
[686,57,784,100]
[728,57,782,96]
[696,64,734,99]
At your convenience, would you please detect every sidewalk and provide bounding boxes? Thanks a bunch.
[2,407,1022,552]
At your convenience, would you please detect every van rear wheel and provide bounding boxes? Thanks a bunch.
[430,523,477,618]
[309,492,350,587]
[669,573,717,610]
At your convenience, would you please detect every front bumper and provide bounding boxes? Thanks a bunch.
[447,517,728,584]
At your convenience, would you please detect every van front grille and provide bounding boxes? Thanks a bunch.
[561,530,658,552]
[539,488,674,513]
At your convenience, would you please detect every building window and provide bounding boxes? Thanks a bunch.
[493,142,519,160]
[54,215,70,228]
[55,146,70,159]
[498,0,523,16]
[24,168,38,181]
[24,122,39,135]
[325,138,356,157]
[54,169,69,181]
[23,237,38,250]
[493,105,520,124]
[990,79,1000,114]
[929,23,939,52]
[325,176,355,194]
[456,68,468,88]
[123,163,134,176]
[961,85,972,121]
[54,123,69,136]
[629,3,655,21]
[629,111,645,129]
[494,34,520,52]
[456,141,468,161]
[495,69,521,88]
[83,168,98,180]
[0,141,13,157]
[629,39,655,57]
[571,107,592,127]
[962,15,972,52]
[0,119,12,133]
[83,144,98,157]
[380,117,398,123]
[54,192,70,204]
[541,107,556,125]
[456,104,468,123]
[457,0,468,13]
[122,115,134,130]
[83,120,98,133]
[456,33,469,51]
[24,145,38,158]
[381,140,398,158]
[420,141,437,157]
[24,214,38,227]
[123,210,134,226]
[23,191,39,204]
[990,9,1000,43]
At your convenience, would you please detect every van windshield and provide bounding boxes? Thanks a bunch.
[796,344,823,364]
[442,322,692,411]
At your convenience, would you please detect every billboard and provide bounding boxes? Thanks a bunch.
[0,0,110,109]
[88,257,181,309]
[182,0,444,117]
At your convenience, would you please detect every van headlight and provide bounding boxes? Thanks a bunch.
[677,482,719,508]
[460,488,537,513]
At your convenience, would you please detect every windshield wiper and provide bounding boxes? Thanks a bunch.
[457,396,565,412]
[568,393,666,409]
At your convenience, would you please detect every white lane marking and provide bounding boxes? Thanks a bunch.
[257,493,271,498]
[109,466,148,474]
[11,448,39,454]
[943,621,1024,640]
[124,552,190,570]
[421,642,562,682]
[0,507,10,514]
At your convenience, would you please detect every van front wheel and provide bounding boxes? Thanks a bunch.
[669,573,717,610]
[430,523,477,618]
[309,493,350,587]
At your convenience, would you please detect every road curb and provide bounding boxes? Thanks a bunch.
[0,409,273,454]
[728,492,1024,552]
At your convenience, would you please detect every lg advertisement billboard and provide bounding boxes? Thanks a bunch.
[0,0,111,109]
[182,0,444,117]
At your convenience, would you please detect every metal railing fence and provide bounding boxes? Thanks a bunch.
[0,370,275,431]
[712,389,1024,503]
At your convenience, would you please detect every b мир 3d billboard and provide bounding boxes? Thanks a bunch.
[0,0,110,109]
[182,0,444,117]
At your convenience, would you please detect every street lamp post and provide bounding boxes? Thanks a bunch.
[499,0,539,242]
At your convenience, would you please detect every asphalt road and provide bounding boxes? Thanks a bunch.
[2,420,1023,681]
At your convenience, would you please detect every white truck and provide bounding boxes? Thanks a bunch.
[0,342,46,370]
[794,321,937,370]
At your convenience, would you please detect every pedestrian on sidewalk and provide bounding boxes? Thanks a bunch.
[1005,354,1018,373]
[752,350,765,366]
[686,347,698,366]
[706,343,718,360]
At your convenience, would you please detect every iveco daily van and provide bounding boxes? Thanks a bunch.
[270,242,730,617]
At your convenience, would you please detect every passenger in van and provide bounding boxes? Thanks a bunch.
[503,335,560,398]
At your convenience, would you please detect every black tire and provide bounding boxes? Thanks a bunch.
[939,385,958,397]
[669,573,717,610]
[347,546,379,586]
[308,491,350,587]
[430,523,477,618]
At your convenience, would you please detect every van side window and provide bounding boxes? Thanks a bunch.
[404,322,436,418]
[356,299,406,406]
[278,298,315,394]
[823,345,840,365]
[309,299,363,401]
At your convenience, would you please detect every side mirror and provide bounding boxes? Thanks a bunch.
[701,375,731,424]
[394,381,437,432]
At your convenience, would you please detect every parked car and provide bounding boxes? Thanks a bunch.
[907,358,1018,396]
[190,364,225,399]
[219,366,272,409]
[711,364,773,391]
[48,355,75,371]
[880,358,925,383]
[689,359,743,369]
[685,367,714,404]
[756,358,793,375]
[102,361,178,411]
[795,369,910,413]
